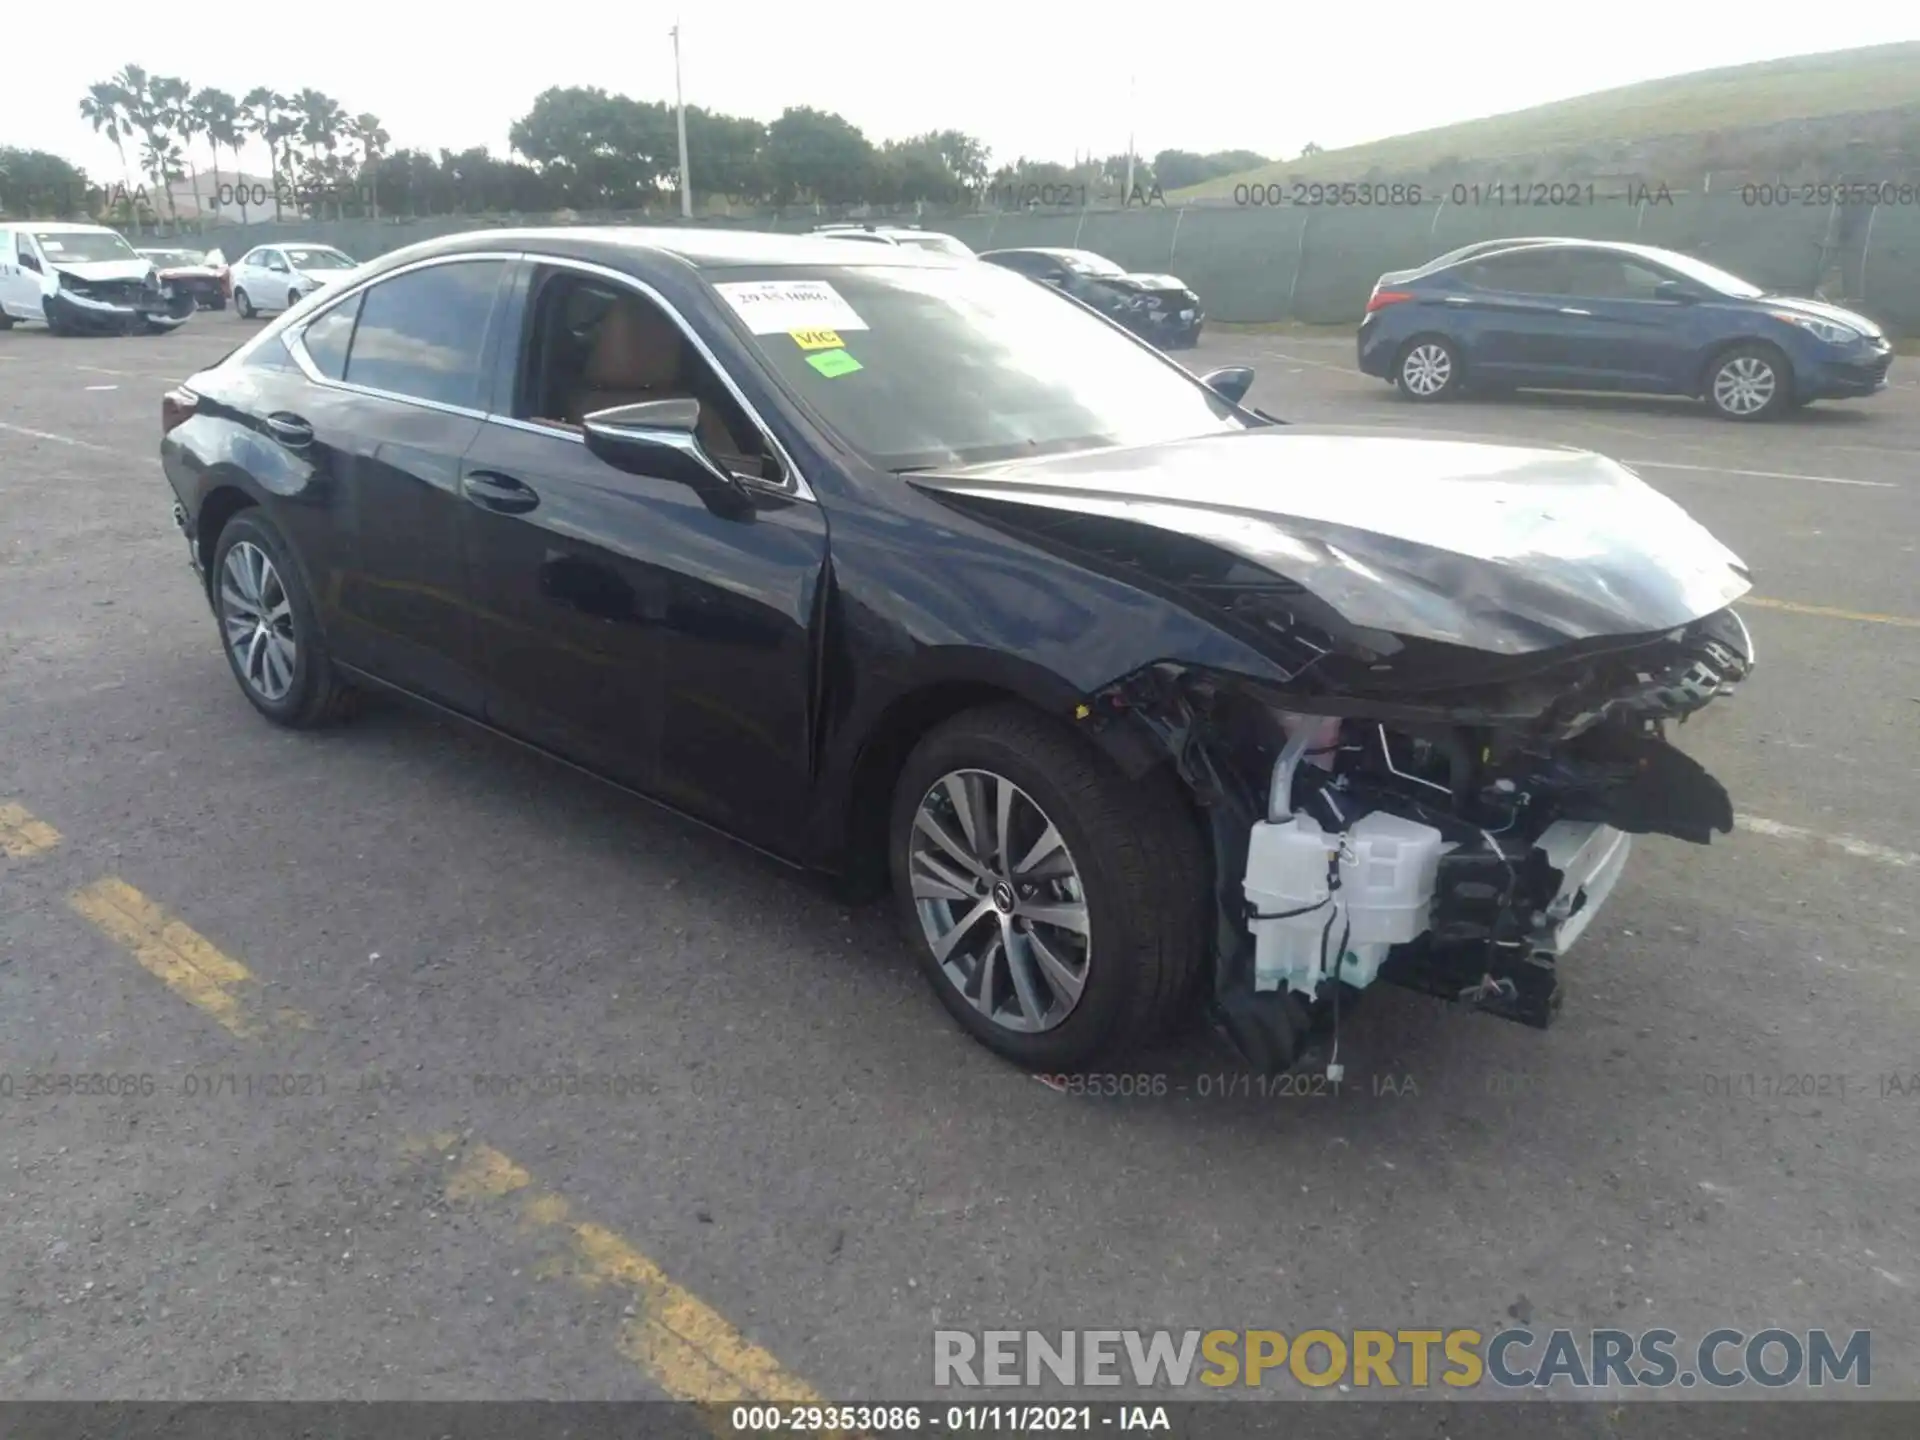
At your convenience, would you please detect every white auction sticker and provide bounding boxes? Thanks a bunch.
[714,280,870,336]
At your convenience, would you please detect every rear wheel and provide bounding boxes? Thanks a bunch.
[1394,336,1460,401]
[234,288,255,319]
[888,703,1208,1071]
[210,511,359,729]
[1706,344,1792,420]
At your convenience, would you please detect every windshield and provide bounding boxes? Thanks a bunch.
[1646,251,1764,298]
[710,264,1249,472]
[286,248,355,270]
[897,234,974,258]
[33,229,138,264]
[1058,251,1125,277]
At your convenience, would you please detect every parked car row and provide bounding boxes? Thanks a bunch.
[0,222,363,335]
[1356,236,1893,420]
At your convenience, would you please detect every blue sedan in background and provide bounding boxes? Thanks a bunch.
[1356,239,1894,420]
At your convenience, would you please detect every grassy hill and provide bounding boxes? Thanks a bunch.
[1172,42,1920,200]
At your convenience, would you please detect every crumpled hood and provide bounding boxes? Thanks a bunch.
[53,258,157,285]
[1762,295,1884,337]
[907,427,1753,656]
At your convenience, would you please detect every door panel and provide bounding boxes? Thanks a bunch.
[460,421,831,857]
[459,423,672,794]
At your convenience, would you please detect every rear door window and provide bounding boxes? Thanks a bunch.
[299,292,363,380]
[341,259,506,410]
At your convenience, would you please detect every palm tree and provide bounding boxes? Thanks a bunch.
[293,88,347,216]
[242,86,288,219]
[139,134,186,225]
[109,65,173,225]
[195,88,245,219]
[78,81,134,198]
[151,75,200,219]
[347,112,390,217]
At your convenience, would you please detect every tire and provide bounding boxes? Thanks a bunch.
[210,297,228,311]
[209,511,359,729]
[1394,336,1460,401]
[1705,343,1792,421]
[888,702,1208,1071]
[285,288,300,309]
[234,288,255,319]
[0,313,14,330]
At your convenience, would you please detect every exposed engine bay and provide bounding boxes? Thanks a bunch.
[1086,606,1754,1074]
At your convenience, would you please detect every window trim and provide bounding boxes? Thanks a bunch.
[274,249,814,504]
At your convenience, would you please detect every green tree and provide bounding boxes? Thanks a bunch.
[763,106,874,206]
[0,147,91,218]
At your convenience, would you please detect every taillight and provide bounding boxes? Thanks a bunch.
[1365,290,1415,314]
[162,386,199,436]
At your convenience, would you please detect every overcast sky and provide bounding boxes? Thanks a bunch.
[8,5,1915,182]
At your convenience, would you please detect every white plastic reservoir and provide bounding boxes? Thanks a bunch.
[1244,810,1445,996]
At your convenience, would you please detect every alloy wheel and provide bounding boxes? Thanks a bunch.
[1401,343,1452,396]
[908,769,1092,1034]
[1712,356,1776,415]
[219,541,297,702]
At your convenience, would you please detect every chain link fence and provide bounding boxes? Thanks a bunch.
[181,192,1920,334]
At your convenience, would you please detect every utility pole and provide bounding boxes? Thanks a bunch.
[1123,73,1137,203]
[671,19,692,218]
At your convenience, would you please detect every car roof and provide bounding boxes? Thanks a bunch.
[22,221,120,234]
[981,246,1101,260]
[1429,238,1693,270]
[374,225,959,272]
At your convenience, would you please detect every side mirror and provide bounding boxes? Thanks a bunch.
[1201,366,1256,406]
[1654,279,1696,303]
[582,399,755,520]
[19,254,42,274]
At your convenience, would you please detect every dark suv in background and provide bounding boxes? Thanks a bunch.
[980,247,1203,348]
[1356,238,1893,420]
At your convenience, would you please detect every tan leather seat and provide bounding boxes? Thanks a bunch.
[568,296,754,468]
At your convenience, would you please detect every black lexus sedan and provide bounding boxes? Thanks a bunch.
[160,227,1754,1075]
[979,246,1203,347]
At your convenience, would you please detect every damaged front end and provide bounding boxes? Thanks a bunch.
[907,428,1759,1072]
[48,270,194,334]
[1086,605,1753,1074]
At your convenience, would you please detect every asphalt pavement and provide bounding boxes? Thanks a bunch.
[1,317,1916,1408]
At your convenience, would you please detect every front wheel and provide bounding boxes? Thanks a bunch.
[234,288,255,319]
[1394,336,1460,400]
[888,703,1208,1071]
[1706,344,1792,420]
[210,511,359,729]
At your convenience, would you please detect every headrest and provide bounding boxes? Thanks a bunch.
[584,296,684,389]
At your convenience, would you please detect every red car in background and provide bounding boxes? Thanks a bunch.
[137,247,230,311]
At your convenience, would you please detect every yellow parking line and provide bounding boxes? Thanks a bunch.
[0,802,62,859]
[1743,597,1920,629]
[67,878,309,1037]
[413,1137,835,1414]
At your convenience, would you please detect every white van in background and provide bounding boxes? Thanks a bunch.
[0,222,196,334]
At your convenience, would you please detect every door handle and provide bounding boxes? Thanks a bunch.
[264,412,313,447]
[1559,307,1593,316]
[462,469,540,514]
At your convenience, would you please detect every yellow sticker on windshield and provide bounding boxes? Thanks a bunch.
[791,328,843,350]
